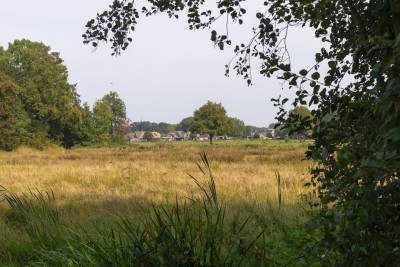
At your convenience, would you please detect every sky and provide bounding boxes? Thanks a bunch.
[0,1,320,127]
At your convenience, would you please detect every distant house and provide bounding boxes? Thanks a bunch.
[175,131,184,141]
[128,131,146,142]
[247,128,275,140]
[161,133,174,141]
[182,131,191,140]
[247,132,256,140]
[174,131,191,141]
[160,131,192,141]
[150,132,161,139]
[260,131,273,139]
[197,134,210,141]
[127,132,134,141]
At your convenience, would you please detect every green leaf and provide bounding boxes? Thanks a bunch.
[211,30,217,42]
[299,69,308,76]
[311,72,320,80]
[279,63,291,71]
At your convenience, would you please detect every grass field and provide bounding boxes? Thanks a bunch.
[0,140,317,266]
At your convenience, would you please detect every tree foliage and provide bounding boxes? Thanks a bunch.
[101,91,127,136]
[78,102,96,145]
[190,101,233,144]
[229,117,248,138]
[113,119,132,142]
[93,100,114,142]
[131,121,163,133]
[0,39,132,149]
[143,131,154,142]
[176,117,193,132]
[0,72,22,151]
[0,39,84,149]
[158,122,175,134]
[86,1,400,264]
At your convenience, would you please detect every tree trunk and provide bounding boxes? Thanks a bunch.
[341,0,367,40]
[391,0,400,73]
[391,0,400,37]
[209,134,213,144]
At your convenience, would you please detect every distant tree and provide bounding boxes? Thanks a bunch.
[131,121,159,132]
[253,132,260,139]
[167,124,177,133]
[189,132,197,140]
[79,102,96,145]
[0,39,82,148]
[245,126,252,137]
[148,123,159,132]
[190,101,233,144]
[57,87,84,149]
[93,100,113,142]
[113,119,132,142]
[101,91,127,137]
[229,118,247,138]
[130,121,144,132]
[157,122,170,134]
[0,72,22,151]
[143,131,154,142]
[176,117,193,132]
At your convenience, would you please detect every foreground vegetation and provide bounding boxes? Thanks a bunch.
[0,140,319,266]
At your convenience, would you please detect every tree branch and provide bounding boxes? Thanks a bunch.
[341,0,367,40]
[390,0,400,38]
[389,0,400,75]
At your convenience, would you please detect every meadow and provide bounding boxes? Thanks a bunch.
[0,140,318,266]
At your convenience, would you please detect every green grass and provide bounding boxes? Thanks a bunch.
[129,139,312,149]
[0,189,316,266]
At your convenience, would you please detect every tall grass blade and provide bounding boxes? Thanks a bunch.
[275,171,282,210]
[187,152,219,208]
[0,187,60,248]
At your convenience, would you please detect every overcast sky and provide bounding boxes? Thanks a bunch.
[1,1,320,127]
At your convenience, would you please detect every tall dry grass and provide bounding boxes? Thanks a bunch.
[0,142,311,222]
[0,141,316,265]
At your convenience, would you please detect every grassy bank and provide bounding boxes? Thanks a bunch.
[0,140,318,266]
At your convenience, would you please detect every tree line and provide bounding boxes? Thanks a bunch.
[0,39,281,151]
[0,39,130,151]
[0,39,311,150]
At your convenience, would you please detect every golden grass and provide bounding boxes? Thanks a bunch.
[0,141,312,224]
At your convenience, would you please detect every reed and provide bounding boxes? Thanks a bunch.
[275,171,282,210]
[0,186,60,248]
